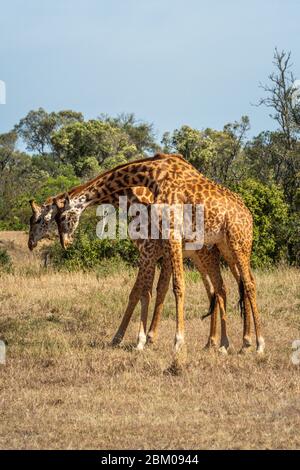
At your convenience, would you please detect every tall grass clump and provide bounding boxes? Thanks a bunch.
[0,247,13,273]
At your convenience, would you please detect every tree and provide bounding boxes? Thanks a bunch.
[100,113,160,154]
[0,150,42,229]
[161,116,249,185]
[258,48,300,149]
[51,120,139,176]
[14,108,84,155]
[245,131,300,206]
[255,49,300,207]
[0,131,18,171]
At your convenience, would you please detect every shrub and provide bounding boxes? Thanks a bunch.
[235,179,290,267]
[47,225,139,271]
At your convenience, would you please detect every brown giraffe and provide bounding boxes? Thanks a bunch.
[29,185,231,352]
[28,153,265,359]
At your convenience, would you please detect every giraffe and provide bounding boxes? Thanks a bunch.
[28,153,265,359]
[29,185,231,352]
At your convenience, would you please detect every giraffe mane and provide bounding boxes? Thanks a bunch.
[48,153,186,202]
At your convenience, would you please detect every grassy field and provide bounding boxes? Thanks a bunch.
[0,232,300,449]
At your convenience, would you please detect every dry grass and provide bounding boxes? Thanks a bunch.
[0,232,300,449]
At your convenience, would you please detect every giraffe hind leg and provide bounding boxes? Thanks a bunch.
[202,293,217,321]
[194,248,229,352]
[236,254,265,354]
[217,241,253,353]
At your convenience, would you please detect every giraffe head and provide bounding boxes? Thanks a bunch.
[28,199,57,250]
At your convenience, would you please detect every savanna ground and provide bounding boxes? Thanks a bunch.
[0,232,299,449]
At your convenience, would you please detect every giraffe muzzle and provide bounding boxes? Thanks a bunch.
[28,239,37,251]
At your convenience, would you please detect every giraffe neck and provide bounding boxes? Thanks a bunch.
[65,157,166,211]
[67,188,153,222]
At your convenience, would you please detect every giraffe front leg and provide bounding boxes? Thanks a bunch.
[147,256,172,345]
[136,292,151,350]
[218,290,229,354]
[111,269,143,346]
[136,262,156,350]
[168,240,186,368]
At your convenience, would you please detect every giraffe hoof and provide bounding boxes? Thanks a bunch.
[173,343,187,367]
[136,334,146,351]
[164,361,184,376]
[256,337,265,354]
[204,340,218,350]
[239,344,253,355]
[111,336,122,347]
[218,346,228,355]
[256,347,265,355]
[146,333,156,345]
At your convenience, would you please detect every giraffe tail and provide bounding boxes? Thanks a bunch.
[238,279,246,318]
[201,293,216,320]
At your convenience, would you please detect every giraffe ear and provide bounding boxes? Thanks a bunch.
[29,199,41,216]
[54,193,71,211]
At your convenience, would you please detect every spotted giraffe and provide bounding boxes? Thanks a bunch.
[28,153,264,360]
[29,186,232,352]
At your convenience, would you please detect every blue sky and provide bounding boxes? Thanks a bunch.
[0,0,299,143]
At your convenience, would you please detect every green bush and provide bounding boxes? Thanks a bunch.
[235,179,290,267]
[0,174,80,231]
[47,225,139,271]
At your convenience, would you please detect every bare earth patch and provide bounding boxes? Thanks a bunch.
[0,233,299,449]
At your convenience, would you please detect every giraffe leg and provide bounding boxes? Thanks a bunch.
[199,272,216,344]
[136,292,152,350]
[136,262,156,350]
[238,278,252,351]
[229,262,253,350]
[233,250,265,354]
[217,242,253,351]
[206,276,228,352]
[112,240,158,347]
[112,253,153,345]
[168,240,186,366]
[111,274,142,346]
[193,247,228,351]
[247,268,265,353]
[224,255,252,350]
[217,287,228,353]
[204,291,219,349]
[147,257,172,344]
